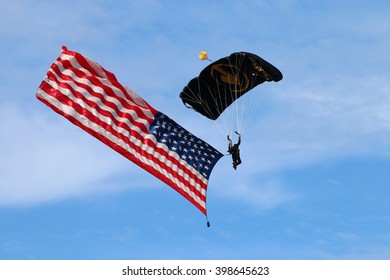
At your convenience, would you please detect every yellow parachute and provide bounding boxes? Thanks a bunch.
[199,51,209,61]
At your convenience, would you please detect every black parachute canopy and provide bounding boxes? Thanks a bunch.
[179,52,283,120]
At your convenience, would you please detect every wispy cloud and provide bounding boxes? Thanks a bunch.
[0,104,130,206]
[211,160,298,210]
[243,74,390,172]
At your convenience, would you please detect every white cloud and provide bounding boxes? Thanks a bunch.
[0,104,132,206]
[241,74,390,173]
[229,179,297,209]
[210,159,298,210]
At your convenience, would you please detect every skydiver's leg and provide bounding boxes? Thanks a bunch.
[233,154,241,165]
[236,154,242,166]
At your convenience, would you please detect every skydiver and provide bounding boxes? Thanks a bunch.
[227,132,242,170]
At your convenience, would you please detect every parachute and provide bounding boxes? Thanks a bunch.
[179,52,282,133]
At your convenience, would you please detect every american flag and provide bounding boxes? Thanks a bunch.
[36,46,223,215]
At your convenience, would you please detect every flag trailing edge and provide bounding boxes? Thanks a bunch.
[36,46,223,216]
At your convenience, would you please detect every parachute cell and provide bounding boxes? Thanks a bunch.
[180,52,283,120]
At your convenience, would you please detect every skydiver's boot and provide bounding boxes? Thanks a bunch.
[233,162,237,170]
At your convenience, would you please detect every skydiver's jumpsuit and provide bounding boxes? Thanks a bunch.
[228,136,242,169]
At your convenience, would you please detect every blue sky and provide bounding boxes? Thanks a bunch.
[1,0,390,259]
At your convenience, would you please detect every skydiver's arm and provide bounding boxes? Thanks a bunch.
[227,135,233,149]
